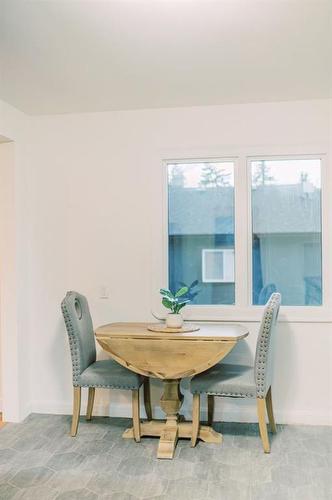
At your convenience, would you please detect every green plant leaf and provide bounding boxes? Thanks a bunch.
[177,302,188,312]
[189,280,199,289]
[162,297,174,311]
[175,286,189,298]
[160,288,173,298]
[178,299,190,305]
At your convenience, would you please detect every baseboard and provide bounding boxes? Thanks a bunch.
[1,398,33,423]
[28,399,332,426]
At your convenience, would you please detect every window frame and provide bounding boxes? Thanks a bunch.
[159,153,331,323]
[164,156,238,309]
[247,154,327,312]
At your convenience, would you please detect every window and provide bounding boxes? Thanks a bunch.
[167,160,235,305]
[250,158,322,306]
[202,249,235,283]
[165,155,325,313]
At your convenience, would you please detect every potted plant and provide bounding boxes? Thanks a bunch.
[159,281,199,328]
[159,286,189,328]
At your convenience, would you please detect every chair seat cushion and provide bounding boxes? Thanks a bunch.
[77,360,144,389]
[191,363,256,398]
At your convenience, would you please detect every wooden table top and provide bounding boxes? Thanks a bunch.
[95,321,249,341]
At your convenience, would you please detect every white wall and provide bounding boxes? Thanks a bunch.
[0,142,15,412]
[0,101,31,421]
[24,99,332,425]
[1,98,332,424]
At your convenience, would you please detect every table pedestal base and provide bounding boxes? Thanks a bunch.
[123,420,222,459]
[123,379,222,459]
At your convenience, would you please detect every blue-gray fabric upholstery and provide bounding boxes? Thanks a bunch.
[78,360,144,389]
[190,293,281,399]
[61,291,143,389]
[191,363,256,397]
[254,292,281,398]
[61,291,96,385]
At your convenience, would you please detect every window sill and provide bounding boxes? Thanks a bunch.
[153,306,332,324]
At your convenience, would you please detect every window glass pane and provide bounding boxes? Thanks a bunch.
[251,158,322,306]
[168,161,235,305]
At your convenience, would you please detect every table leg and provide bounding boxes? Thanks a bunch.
[157,379,183,459]
[122,378,222,459]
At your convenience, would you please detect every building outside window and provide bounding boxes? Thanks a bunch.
[167,161,235,305]
[201,249,235,283]
[251,158,322,306]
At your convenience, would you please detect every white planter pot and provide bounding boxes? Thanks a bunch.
[166,313,183,329]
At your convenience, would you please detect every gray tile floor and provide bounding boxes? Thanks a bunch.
[0,413,331,499]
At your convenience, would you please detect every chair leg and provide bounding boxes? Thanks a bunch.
[191,393,200,447]
[143,378,152,420]
[207,395,214,426]
[132,389,141,443]
[86,387,95,421]
[266,387,277,433]
[257,397,270,453]
[71,386,81,437]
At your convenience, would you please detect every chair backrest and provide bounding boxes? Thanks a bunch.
[61,291,96,385]
[254,292,281,398]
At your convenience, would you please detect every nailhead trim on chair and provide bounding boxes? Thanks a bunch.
[255,293,281,398]
[61,293,81,385]
[62,292,144,389]
[205,391,255,398]
[190,293,281,401]
[77,383,142,389]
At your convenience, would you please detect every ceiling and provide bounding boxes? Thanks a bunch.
[1,0,331,115]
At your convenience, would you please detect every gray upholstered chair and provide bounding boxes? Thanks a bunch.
[61,291,152,441]
[190,292,281,453]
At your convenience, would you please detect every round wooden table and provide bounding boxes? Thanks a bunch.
[95,322,249,459]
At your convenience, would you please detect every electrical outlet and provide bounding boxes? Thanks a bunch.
[99,286,109,299]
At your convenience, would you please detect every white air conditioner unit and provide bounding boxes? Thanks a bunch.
[202,248,235,283]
